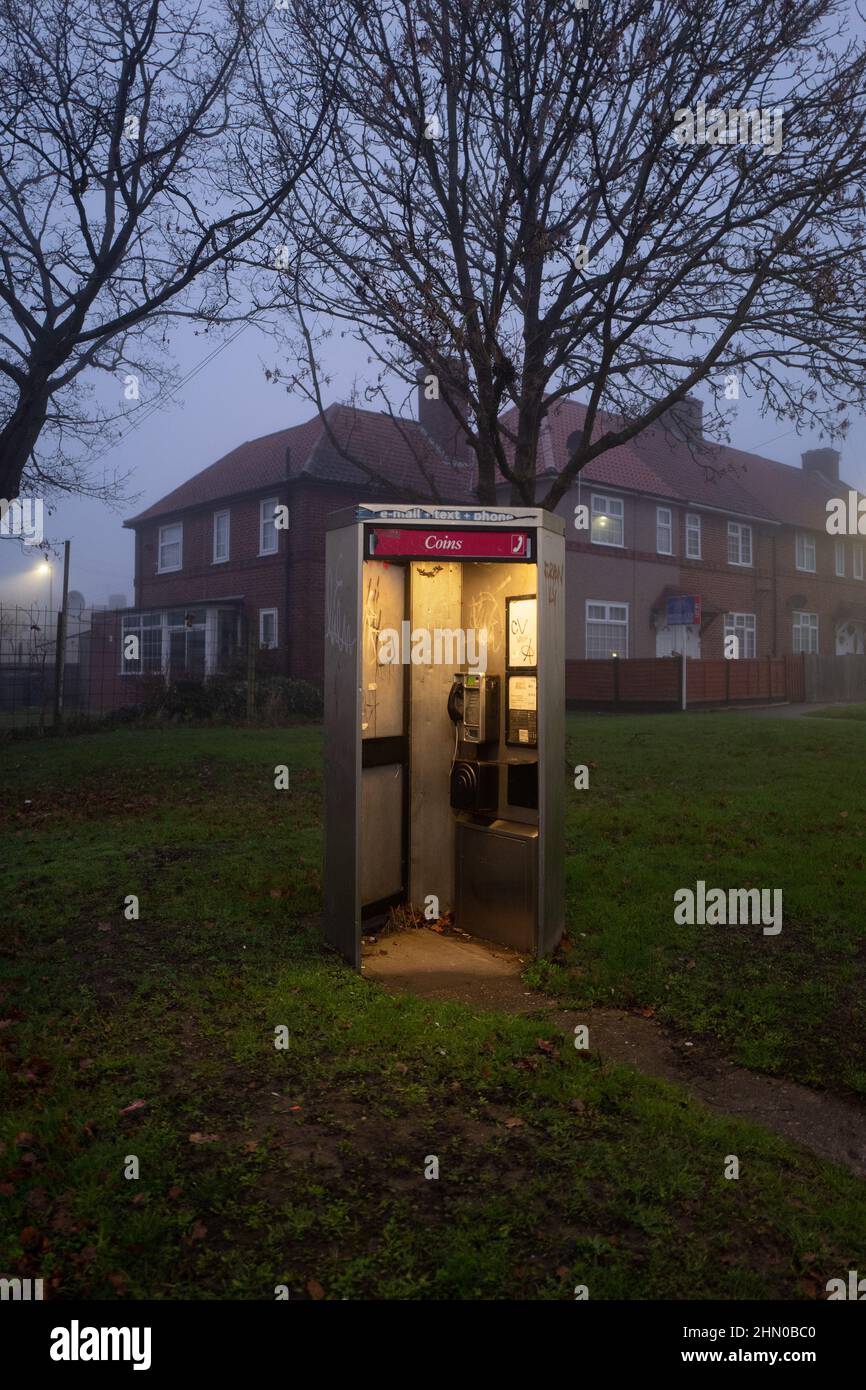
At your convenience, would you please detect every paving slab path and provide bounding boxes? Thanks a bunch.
[362,928,866,1179]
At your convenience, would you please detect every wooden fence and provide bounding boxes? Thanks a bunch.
[566,654,805,710]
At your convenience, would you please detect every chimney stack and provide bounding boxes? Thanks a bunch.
[801,447,840,483]
[659,395,703,445]
[417,362,472,462]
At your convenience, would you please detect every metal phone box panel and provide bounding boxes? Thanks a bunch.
[323,502,565,966]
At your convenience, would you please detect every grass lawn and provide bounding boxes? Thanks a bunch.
[1,721,864,1300]
[540,712,866,1097]
[807,703,866,721]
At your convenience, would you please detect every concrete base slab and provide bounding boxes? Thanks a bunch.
[361,928,541,1013]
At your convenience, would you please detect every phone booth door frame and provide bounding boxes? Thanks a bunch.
[323,503,564,969]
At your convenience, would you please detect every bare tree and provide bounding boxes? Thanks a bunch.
[0,0,332,502]
[258,0,866,506]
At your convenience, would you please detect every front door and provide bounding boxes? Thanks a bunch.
[836,622,865,655]
[656,623,701,657]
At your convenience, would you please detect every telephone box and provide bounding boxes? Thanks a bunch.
[323,502,565,968]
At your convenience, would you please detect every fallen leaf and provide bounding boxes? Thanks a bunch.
[307,1278,326,1300]
[535,1038,556,1055]
[20,1225,42,1250]
[568,1098,586,1114]
[168,1186,183,1199]
[190,1220,208,1240]
[188,1132,220,1144]
[504,1116,525,1129]
[242,1140,258,1153]
[119,1100,147,1116]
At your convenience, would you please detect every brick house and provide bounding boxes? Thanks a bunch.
[88,395,474,705]
[498,397,866,663]
[89,383,865,706]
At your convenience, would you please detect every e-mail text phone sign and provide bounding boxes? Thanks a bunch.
[367,528,533,560]
[666,594,701,626]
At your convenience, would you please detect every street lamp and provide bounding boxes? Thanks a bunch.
[35,560,53,623]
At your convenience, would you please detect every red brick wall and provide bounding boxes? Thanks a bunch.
[678,510,775,658]
[86,610,152,712]
[134,489,292,674]
[131,481,365,686]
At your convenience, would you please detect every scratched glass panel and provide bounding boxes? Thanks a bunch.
[362,560,405,738]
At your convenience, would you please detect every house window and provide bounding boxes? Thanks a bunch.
[795,532,816,572]
[724,612,756,658]
[835,541,845,577]
[259,497,279,555]
[854,545,864,581]
[656,507,673,555]
[120,612,164,674]
[727,522,752,566]
[213,510,230,563]
[686,513,702,559]
[158,523,182,573]
[793,611,819,654]
[591,494,624,547]
[586,601,628,658]
[120,607,232,677]
[259,608,278,649]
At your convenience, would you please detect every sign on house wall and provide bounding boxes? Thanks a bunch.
[666,594,702,626]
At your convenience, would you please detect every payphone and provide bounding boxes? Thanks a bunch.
[323,502,565,967]
[447,672,500,745]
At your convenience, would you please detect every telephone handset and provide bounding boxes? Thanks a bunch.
[447,680,465,727]
[448,673,499,744]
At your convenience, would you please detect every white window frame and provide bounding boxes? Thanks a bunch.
[213,509,230,564]
[157,523,183,574]
[724,612,756,659]
[795,531,816,573]
[835,540,845,577]
[685,512,702,560]
[585,600,629,659]
[727,521,752,567]
[259,497,279,556]
[120,612,164,676]
[854,544,864,581]
[590,493,624,548]
[656,506,673,555]
[792,611,819,655]
[259,607,278,649]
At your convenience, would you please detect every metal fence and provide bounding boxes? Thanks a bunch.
[0,603,298,731]
[0,604,93,730]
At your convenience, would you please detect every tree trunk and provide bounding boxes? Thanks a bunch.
[0,386,50,499]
